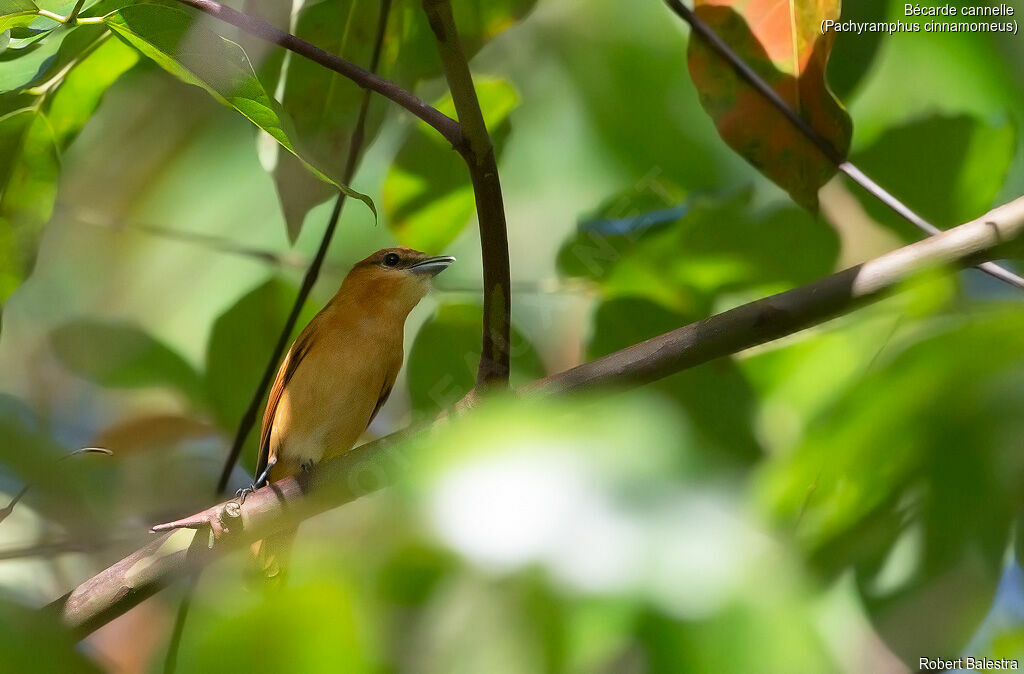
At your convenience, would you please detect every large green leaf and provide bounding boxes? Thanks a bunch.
[851,114,1017,241]
[204,278,317,468]
[269,0,537,240]
[385,79,518,253]
[50,319,204,403]
[758,307,1024,660]
[0,36,135,305]
[103,3,375,217]
[687,0,852,210]
[0,107,57,303]
[406,302,544,416]
[0,0,39,34]
[272,0,390,241]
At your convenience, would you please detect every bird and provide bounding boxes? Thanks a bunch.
[248,247,454,583]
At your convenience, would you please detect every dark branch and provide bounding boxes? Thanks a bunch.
[662,0,1024,290]
[168,0,463,150]
[47,196,1024,638]
[422,0,512,385]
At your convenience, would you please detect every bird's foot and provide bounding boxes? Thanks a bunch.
[234,483,256,505]
[300,460,315,473]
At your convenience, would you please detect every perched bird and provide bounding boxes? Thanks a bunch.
[249,247,454,582]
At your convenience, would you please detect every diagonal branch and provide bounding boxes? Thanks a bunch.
[662,0,1024,291]
[422,0,512,385]
[47,195,1024,638]
[168,0,463,150]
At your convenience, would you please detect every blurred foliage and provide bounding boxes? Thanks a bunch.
[852,114,1017,241]
[0,0,1023,671]
[406,302,544,416]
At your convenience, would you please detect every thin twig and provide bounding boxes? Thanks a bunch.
[47,195,1024,637]
[0,448,112,526]
[213,0,394,495]
[662,0,1024,290]
[168,0,463,150]
[422,0,512,385]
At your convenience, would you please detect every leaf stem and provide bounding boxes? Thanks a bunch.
[662,0,1024,291]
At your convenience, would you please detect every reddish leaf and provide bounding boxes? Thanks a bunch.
[687,0,852,209]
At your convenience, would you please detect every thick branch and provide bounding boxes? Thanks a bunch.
[168,0,463,150]
[422,0,512,385]
[662,0,1024,290]
[47,196,1024,637]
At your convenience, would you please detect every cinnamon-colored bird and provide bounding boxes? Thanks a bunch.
[249,247,454,581]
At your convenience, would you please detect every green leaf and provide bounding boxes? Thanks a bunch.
[0,23,70,92]
[827,0,890,99]
[406,302,544,416]
[557,187,838,315]
[686,0,852,210]
[268,0,537,239]
[103,3,375,218]
[50,319,204,402]
[0,107,58,303]
[0,598,103,673]
[204,278,317,469]
[851,114,1017,241]
[0,0,39,34]
[385,79,518,253]
[0,36,134,305]
[588,297,761,465]
[758,307,1024,659]
[271,0,390,241]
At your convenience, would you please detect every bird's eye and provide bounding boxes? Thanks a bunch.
[382,253,401,268]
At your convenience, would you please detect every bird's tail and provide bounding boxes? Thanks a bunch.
[249,527,297,590]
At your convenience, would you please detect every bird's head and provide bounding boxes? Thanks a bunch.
[340,247,455,316]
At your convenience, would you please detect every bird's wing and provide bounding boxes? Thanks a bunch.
[365,360,401,431]
[256,324,318,480]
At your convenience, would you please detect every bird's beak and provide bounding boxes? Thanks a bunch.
[409,255,456,277]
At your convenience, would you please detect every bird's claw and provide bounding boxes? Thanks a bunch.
[234,483,256,505]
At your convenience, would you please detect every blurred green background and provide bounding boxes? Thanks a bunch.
[2,0,1024,671]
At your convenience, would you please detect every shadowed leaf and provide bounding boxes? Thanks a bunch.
[50,319,204,403]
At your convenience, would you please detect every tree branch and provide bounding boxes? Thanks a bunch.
[662,0,1024,291]
[47,196,1024,638]
[167,0,463,150]
[422,0,512,386]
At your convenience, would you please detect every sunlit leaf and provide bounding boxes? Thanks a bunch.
[104,3,375,218]
[0,107,58,303]
[687,0,852,209]
[851,114,1017,241]
[385,79,518,253]
[272,0,389,241]
[406,302,544,416]
[0,0,39,35]
[50,319,204,402]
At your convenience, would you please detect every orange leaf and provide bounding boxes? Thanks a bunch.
[687,0,852,209]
